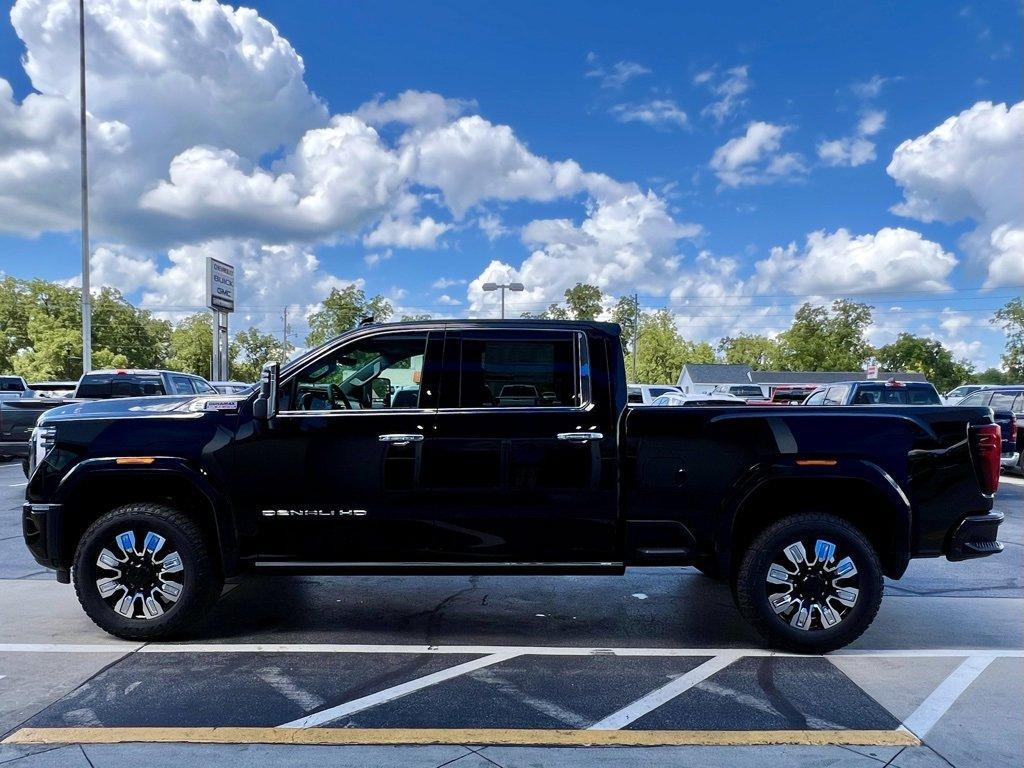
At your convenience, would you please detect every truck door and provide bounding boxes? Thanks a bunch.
[427,327,618,563]
[243,329,443,563]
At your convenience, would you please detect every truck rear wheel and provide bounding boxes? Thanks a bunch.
[73,503,223,640]
[734,513,883,653]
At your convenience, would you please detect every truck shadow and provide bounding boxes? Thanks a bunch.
[191,569,766,648]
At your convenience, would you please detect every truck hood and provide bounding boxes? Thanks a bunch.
[38,394,244,424]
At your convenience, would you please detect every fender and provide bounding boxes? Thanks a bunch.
[716,458,913,578]
[51,456,239,572]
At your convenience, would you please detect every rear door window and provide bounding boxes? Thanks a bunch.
[803,390,826,405]
[169,375,196,395]
[456,331,583,408]
[193,379,217,394]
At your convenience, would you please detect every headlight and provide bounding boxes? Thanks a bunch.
[28,425,56,477]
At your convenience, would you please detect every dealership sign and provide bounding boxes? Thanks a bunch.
[206,257,235,312]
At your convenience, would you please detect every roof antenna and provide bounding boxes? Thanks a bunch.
[359,316,375,327]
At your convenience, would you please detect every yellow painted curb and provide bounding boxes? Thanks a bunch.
[2,727,921,747]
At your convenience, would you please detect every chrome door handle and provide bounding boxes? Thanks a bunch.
[556,432,604,442]
[378,433,424,445]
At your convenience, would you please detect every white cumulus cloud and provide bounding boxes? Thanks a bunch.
[711,122,806,187]
[887,100,1024,287]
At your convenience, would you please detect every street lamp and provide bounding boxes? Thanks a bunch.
[482,282,524,319]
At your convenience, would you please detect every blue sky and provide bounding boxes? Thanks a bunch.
[0,0,1020,367]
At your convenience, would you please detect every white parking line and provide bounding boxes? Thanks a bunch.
[278,651,519,728]
[899,655,995,738]
[0,643,1020,657]
[587,654,739,730]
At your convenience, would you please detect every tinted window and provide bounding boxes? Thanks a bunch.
[0,377,25,392]
[111,377,164,397]
[990,392,1019,410]
[649,386,676,397]
[852,384,939,405]
[169,375,196,395]
[959,391,991,407]
[458,332,580,408]
[627,387,644,403]
[286,332,428,411]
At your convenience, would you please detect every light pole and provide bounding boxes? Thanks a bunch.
[482,282,524,319]
[78,0,92,373]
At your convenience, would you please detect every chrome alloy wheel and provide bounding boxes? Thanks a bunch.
[764,538,859,631]
[94,530,184,620]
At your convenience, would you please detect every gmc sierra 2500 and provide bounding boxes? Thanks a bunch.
[22,320,1005,652]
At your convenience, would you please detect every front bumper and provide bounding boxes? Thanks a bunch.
[1000,452,1019,468]
[946,511,1004,561]
[22,502,63,571]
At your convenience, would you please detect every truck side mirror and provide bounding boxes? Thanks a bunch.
[253,362,279,421]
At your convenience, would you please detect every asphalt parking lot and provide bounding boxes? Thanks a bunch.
[0,459,1021,767]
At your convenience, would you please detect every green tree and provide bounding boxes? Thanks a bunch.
[166,314,213,376]
[563,283,603,320]
[975,367,1009,385]
[776,300,874,371]
[992,298,1024,380]
[611,295,640,353]
[875,333,975,393]
[92,287,172,369]
[230,327,294,382]
[306,286,393,347]
[717,334,781,369]
[523,283,601,321]
[0,277,31,373]
[632,309,714,383]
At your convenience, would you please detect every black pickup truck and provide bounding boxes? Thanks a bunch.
[1,397,69,471]
[22,320,1005,652]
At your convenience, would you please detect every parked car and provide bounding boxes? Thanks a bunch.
[802,380,942,406]
[24,320,1004,652]
[651,392,746,406]
[73,369,217,399]
[28,381,79,398]
[210,381,255,395]
[1,397,71,472]
[943,384,998,405]
[627,384,682,405]
[0,375,30,401]
[956,386,1023,474]
[711,383,766,400]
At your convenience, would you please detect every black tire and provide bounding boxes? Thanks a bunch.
[734,513,883,653]
[73,503,222,640]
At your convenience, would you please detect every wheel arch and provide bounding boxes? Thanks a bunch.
[719,467,912,580]
[53,458,238,575]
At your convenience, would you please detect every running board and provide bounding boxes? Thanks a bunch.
[251,561,626,576]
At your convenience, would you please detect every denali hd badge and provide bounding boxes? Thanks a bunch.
[262,509,367,517]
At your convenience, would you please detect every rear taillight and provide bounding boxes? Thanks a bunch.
[970,423,1001,495]
[1010,415,1018,449]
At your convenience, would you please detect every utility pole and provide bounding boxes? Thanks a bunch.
[282,306,289,347]
[632,292,639,383]
[78,0,92,374]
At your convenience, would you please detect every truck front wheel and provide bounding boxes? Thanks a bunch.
[734,513,883,653]
[73,503,223,640]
